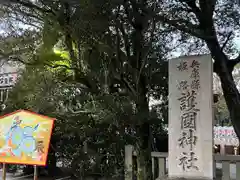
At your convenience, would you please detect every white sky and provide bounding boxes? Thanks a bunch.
[235,38,240,48]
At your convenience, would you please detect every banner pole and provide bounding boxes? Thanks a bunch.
[2,163,6,180]
[34,165,38,180]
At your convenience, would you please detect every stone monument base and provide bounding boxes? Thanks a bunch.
[167,178,213,180]
[158,176,222,180]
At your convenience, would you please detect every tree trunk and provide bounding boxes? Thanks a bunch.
[136,115,152,180]
[135,75,153,180]
[43,136,57,177]
[218,66,240,139]
[46,146,57,176]
[207,39,240,139]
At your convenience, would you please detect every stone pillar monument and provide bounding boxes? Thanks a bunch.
[168,55,213,179]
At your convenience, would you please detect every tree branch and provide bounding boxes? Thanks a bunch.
[136,6,156,86]
[154,14,214,40]
[227,55,240,72]
[9,0,55,15]
[122,76,137,96]
[117,18,131,58]
[199,0,216,17]
[112,71,137,96]
[221,31,233,51]
[123,1,135,28]
[179,0,202,19]
[133,0,214,40]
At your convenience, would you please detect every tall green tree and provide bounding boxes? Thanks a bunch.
[0,0,172,179]
[5,65,133,177]
[137,0,240,139]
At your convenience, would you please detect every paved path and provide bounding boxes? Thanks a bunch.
[0,164,236,180]
[0,172,71,180]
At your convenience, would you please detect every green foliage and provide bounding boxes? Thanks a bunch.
[0,0,169,179]
[5,65,139,177]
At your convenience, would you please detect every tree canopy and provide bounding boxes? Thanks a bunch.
[0,0,240,179]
